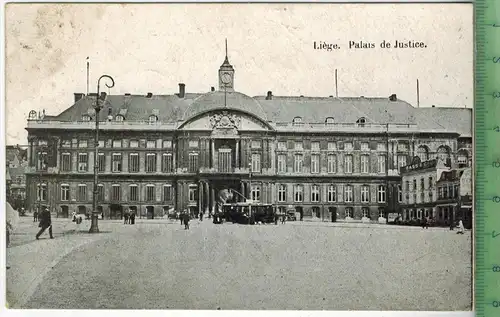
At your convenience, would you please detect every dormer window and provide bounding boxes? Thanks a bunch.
[325,117,334,125]
[292,116,303,125]
[115,115,124,122]
[357,117,366,127]
[149,115,158,123]
[82,114,91,122]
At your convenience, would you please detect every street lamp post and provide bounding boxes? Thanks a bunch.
[89,75,115,233]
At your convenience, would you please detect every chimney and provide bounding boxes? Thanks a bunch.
[178,83,186,98]
[432,105,435,108]
[124,93,131,96]
[146,92,153,98]
[266,91,273,100]
[107,107,113,121]
[74,93,85,103]
[100,92,107,100]
[389,94,397,101]
[211,87,215,92]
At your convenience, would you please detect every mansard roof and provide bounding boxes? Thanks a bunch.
[44,91,469,136]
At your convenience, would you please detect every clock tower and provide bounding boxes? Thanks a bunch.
[219,39,235,92]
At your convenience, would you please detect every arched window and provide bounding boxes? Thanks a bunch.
[417,145,430,162]
[325,117,334,125]
[436,145,451,165]
[292,116,303,125]
[115,115,124,122]
[149,115,158,123]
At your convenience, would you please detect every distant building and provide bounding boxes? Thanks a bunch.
[6,145,28,210]
[435,167,472,229]
[23,50,472,221]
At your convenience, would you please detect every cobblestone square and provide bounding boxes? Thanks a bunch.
[7,217,472,310]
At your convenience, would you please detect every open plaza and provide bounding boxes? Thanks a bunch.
[6,215,472,311]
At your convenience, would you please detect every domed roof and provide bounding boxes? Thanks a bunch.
[183,91,267,120]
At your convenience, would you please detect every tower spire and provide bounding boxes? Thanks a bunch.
[223,38,229,64]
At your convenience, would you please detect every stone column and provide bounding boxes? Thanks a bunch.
[211,140,216,170]
[198,181,203,215]
[211,186,215,214]
[205,182,210,214]
[235,141,239,169]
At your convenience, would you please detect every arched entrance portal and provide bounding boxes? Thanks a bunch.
[329,207,337,222]
[110,204,123,220]
[60,205,69,218]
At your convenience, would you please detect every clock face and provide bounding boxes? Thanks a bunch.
[221,72,232,84]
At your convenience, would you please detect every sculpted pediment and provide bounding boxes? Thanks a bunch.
[180,110,270,131]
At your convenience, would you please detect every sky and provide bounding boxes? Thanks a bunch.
[4,3,473,145]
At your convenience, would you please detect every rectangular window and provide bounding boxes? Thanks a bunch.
[345,207,353,218]
[163,140,172,148]
[294,154,303,173]
[294,185,303,202]
[146,185,155,201]
[378,185,386,203]
[37,183,47,201]
[78,184,87,201]
[406,180,410,191]
[111,185,121,201]
[78,153,88,172]
[311,185,320,202]
[378,155,386,173]
[112,140,122,148]
[188,153,199,173]
[277,154,287,173]
[328,185,337,202]
[397,155,407,168]
[78,140,88,148]
[311,154,320,174]
[129,140,139,148]
[218,148,232,173]
[97,184,104,201]
[251,153,261,172]
[146,153,157,172]
[146,140,156,149]
[278,185,287,202]
[189,140,199,148]
[327,154,337,173]
[397,143,408,152]
[129,153,139,172]
[188,185,198,202]
[278,141,287,151]
[413,179,417,191]
[61,153,71,171]
[428,176,433,189]
[362,207,370,218]
[129,185,138,201]
[361,155,369,173]
[163,185,172,201]
[294,141,303,150]
[420,178,425,192]
[311,142,320,151]
[162,153,173,173]
[398,185,402,203]
[344,142,353,151]
[112,153,122,172]
[327,142,337,151]
[60,184,70,201]
[344,185,353,202]
[98,140,105,148]
[97,153,106,172]
[344,155,353,174]
[251,140,261,149]
[361,185,370,203]
[361,142,370,151]
[37,151,48,171]
[251,184,261,201]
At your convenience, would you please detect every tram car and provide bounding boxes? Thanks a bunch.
[220,202,276,225]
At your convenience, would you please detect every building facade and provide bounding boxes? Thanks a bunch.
[24,52,472,221]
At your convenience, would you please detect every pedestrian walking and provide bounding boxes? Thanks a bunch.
[33,210,38,222]
[183,212,190,230]
[124,211,129,224]
[130,212,136,225]
[36,208,54,240]
[421,217,428,229]
[180,212,184,225]
[457,219,465,234]
[199,211,203,221]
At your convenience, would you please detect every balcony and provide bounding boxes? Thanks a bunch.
[25,166,60,174]
[27,119,179,131]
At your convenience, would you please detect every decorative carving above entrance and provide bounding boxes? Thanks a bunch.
[210,111,241,130]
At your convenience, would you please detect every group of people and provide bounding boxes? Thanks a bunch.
[123,209,137,225]
[420,216,466,233]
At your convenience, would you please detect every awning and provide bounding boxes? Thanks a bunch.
[435,203,458,208]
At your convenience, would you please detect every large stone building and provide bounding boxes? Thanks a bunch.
[24,51,472,221]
